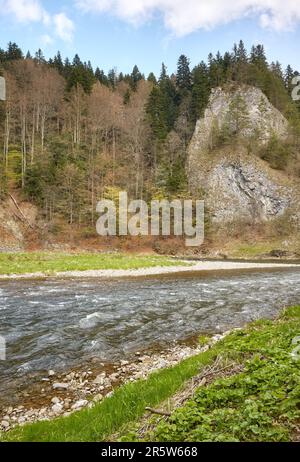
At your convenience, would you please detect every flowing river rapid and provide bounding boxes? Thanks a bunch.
[0,268,299,399]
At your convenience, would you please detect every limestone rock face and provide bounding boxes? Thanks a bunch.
[187,86,299,223]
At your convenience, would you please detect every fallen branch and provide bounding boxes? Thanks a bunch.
[145,407,171,417]
[9,194,34,229]
[199,362,239,379]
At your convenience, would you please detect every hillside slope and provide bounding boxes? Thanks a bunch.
[0,196,37,252]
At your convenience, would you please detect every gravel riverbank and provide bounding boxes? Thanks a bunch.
[0,260,299,280]
[0,332,233,433]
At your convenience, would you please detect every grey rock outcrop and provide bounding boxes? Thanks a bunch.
[188,86,299,223]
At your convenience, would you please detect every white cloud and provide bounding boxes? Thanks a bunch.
[0,1,75,43]
[53,12,75,43]
[76,0,300,36]
[0,0,50,24]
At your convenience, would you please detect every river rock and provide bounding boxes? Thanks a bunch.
[39,408,47,416]
[51,397,60,405]
[53,382,69,390]
[71,399,88,411]
[93,373,106,385]
[48,370,55,377]
[1,420,10,430]
[65,372,75,381]
[52,403,63,414]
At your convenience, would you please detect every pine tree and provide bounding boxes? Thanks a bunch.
[208,52,224,87]
[232,40,248,83]
[223,51,233,80]
[0,48,5,63]
[6,42,23,61]
[53,51,64,75]
[130,65,143,91]
[250,45,267,69]
[285,65,295,93]
[237,40,248,63]
[35,49,45,65]
[147,72,157,85]
[191,62,210,121]
[146,64,178,141]
[227,94,250,135]
[159,63,168,82]
[176,55,191,92]
[95,67,109,86]
[66,54,95,93]
[270,61,284,82]
[108,68,117,89]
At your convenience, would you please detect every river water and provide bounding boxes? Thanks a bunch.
[0,268,299,397]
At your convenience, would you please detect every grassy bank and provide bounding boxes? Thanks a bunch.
[0,252,186,275]
[135,306,300,443]
[225,239,300,259]
[2,306,299,442]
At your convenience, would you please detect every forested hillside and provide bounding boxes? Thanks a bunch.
[0,40,299,237]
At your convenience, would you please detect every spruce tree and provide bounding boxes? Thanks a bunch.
[159,63,168,82]
[176,55,191,91]
[250,45,267,69]
[108,68,117,89]
[95,67,109,86]
[191,62,211,121]
[6,42,23,61]
[130,65,143,91]
[53,52,64,75]
[285,65,295,93]
[236,40,248,63]
[147,72,157,85]
[34,49,45,65]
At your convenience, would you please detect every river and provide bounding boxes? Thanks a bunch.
[0,268,299,399]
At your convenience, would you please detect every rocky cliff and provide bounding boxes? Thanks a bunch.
[188,85,299,224]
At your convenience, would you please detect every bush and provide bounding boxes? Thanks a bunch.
[259,136,290,170]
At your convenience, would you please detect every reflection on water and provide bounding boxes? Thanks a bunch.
[0,269,299,394]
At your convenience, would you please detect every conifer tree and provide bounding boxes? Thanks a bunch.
[6,42,23,61]
[95,67,109,86]
[108,68,117,89]
[176,55,191,91]
[191,62,210,121]
[130,65,143,91]
[147,72,157,85]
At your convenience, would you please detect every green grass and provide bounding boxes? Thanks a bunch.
[2,306,299,442]
[0,252,188,275]
[228,240,300,259]
[2,349,217,442]
[229,242,282,258]
[139,306,300,443]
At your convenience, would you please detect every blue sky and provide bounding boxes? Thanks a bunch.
[0,0,299,76]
